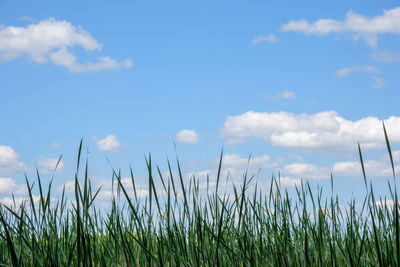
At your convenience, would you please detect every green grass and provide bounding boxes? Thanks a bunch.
[0,123,399,266]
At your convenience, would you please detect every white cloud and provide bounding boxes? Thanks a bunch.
[335,65,379,77]
[222,154,276,169]
[283,163,330,179]
[213,153,278,180]
[96,134,121,151]
[334,66,386,88]
[333,160,397,177]
[0,177,26,195]
[393,150,400,162]
[0,146,19,166]
[50,47,133,72]
[332,161,359,176]
[37,157,64,174]
[185,170,211,189]
[60,180,78,193]
[181,153,279,193]
[97,187,148,201]
[372,51,400,62]
[264,91,295,100]
[372,76,387,89]
[0,18,132,72]
[220,110,400,151]
[281,148,400,180]
[175,130,199,144]
[252,34,278,45]
[59,176,148,204]
[281,7,400,48]
[375,199,400,210]
[0,145,25,174]
[0,18,100,62]
[0,195,40,208]
[280,157,395,181]
[278,176,303,188]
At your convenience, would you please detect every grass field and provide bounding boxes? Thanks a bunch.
[0,124,399,266]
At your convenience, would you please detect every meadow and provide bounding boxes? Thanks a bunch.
[0,124,399,266]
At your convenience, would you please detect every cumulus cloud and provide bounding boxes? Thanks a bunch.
[280,156,397,181]
[393,150,400,162]
[60,180,78,193]
[37,157,64,174]
[0,18,133,72]
[372,51,400,62]
[278,176,303,188]
[283,147,400,180]
[0,177,26,195]
[335,65,379,77]
[96,134,121,152]
[0,145,25,174]
[181,153,280,193]
[333,160,397,177]
[222,154,276,169]
[175,130,199,144]
[281,6,400,48]
[97,187,148,201]
[220,110,400,151]
[375,199,400,210]
[0,195,40,208]
[60,176,148,205]
[252,34,278,45]
[283,163,330,180]
[332,161,359,176]
[213,153,276,178]
[264,91,295,100]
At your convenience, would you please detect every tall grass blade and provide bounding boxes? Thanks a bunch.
[358,142,368,191]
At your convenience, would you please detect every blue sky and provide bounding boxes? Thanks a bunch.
[1,0,400,206]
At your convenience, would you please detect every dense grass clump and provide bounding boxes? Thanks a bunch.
[1,124,400,266]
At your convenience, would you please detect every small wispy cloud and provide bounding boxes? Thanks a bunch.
[335,65,379,78]
[18,16,37,22]
[372,51,400,62]
[281,6,400,48]
[50,142,62,149]
[264,91,295,100]
[372,76,387,89]
[50,47,133,72]
[278,177,302,188]
[252,34,278,45]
